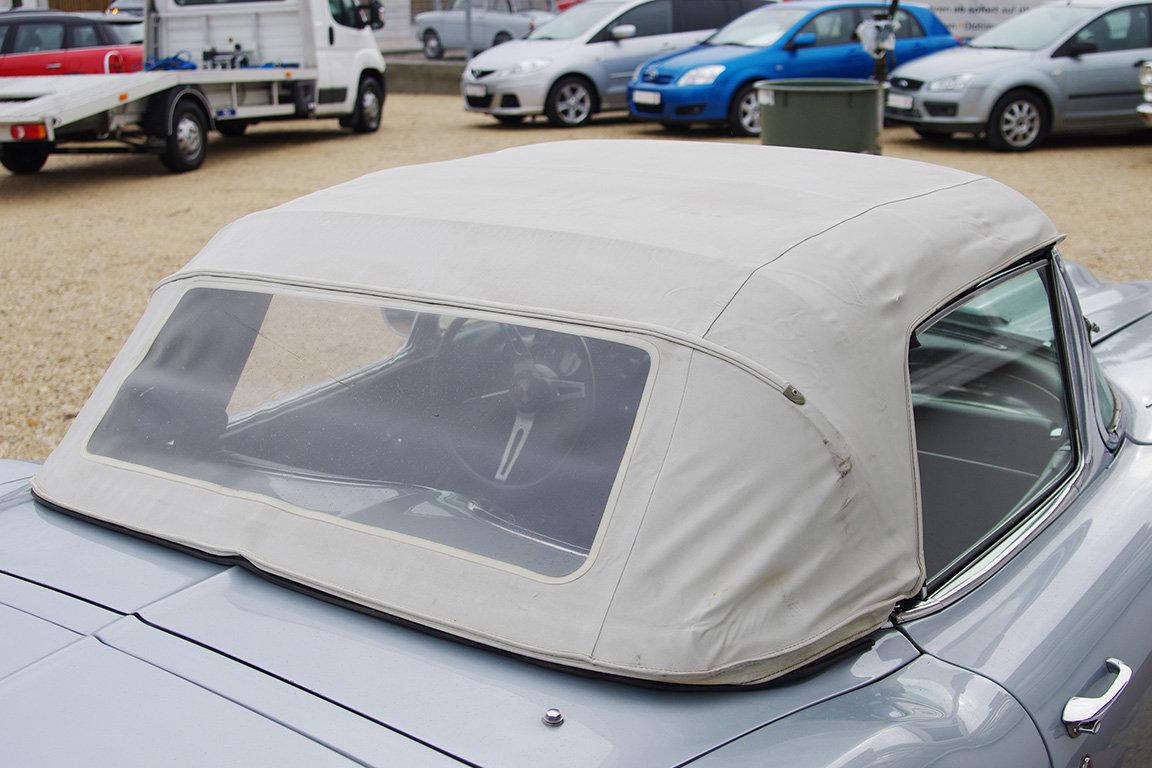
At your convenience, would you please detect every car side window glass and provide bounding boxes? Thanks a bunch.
[894,9,924,39]
[674,0,730,32]
[910,263,1074,583]
[596,0,673,40]
[1074,5,1151,53]
[329,0,360,28]
[12,23,66,53]
[70,24,101,49]
[797,8,857,46]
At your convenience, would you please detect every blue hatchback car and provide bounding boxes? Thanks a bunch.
[628,1,957,135]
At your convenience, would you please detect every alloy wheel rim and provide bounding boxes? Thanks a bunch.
[557,83,590,125]
[1000,100,1040,148]
[175,115,203,159]
[739,92,760,134]
[425,35,441,57]
[362,89,381,128]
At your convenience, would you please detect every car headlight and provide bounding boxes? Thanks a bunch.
[498,58,552,77]
[926,73,973,93]
[677,65,725,87]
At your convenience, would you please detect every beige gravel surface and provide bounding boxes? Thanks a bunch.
[2,93,1150,460]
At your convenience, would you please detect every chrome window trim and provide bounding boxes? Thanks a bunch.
[897,250,1092,621]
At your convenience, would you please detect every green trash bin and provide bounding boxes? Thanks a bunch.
[756,79,882,154]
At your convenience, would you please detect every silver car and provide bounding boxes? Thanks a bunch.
[462,0,766,125]
[414,0,555,59]
[886,0,1152,150]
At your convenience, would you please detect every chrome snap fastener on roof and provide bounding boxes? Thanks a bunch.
[542,708,564,727]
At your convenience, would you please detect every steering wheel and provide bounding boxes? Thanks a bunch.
[433,319,596,491]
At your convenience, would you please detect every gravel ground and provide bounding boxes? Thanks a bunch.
[2,93,1150,460]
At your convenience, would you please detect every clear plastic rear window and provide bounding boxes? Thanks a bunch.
[88,287,652,577]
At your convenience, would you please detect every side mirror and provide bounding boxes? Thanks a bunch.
[788,32,817,50]
[1059,38,1098,58]
[611,23,636,40]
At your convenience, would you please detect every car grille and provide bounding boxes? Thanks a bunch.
[886,105,918,118]
[470,68,495,79]
[467,94,494,108]
[633,102,662,114]
[888,77,923,92]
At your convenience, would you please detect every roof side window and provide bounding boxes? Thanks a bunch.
[673,0,731,32]
[594,0,672,40]
[909,262,1075,586]
[797,8,858,46]
[12,23,65,53]
[70,23,101,49]
[1072,5,1151,52]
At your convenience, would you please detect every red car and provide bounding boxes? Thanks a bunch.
[0,11,142,76]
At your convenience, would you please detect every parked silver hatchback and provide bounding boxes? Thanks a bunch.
[886,0,1152,150]
[462,0,767,125]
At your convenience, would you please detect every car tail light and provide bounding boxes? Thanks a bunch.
[10,124,48,141]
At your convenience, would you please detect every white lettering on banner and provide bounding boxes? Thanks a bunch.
[924,0,1045,37]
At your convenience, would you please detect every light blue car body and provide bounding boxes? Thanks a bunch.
[2,252,1152,765]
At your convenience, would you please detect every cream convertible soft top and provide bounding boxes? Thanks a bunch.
[35,141,1060,684]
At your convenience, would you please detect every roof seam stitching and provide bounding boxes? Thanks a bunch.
[589,349,699,661]
[702,176,987,337]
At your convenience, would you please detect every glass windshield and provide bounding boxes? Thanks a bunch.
[969,5,1095,50]
[707,6,807,47]
[88,287,651,578]
[529,0,623,39]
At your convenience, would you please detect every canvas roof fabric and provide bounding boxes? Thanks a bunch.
[34,141,1061,684]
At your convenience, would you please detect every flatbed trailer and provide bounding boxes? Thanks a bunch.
[0,0,385,174]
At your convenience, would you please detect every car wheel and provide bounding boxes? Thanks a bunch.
[493,31,512,46]
[341,76,385,133]
[0,143,50,174]
[495,115,525,125]
[986,89,1049,152]
[728,83,760,137]
[216,121,249,137]
[422,30,443,60]
[545,76,595,127]
[159,100,208,173]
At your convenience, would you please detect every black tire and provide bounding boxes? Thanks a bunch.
[544,75,596,128]
[216,120,249,137]
[985,89,1049,152]
[422,30,443,59]
[159,99,208,173]
[1,143,49,174]
[492,31,512,46]
[727,82,760,137]
[495,114,525,125]
[340,75,385,133]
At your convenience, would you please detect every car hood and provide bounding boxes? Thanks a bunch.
[0,463,920,767]
[640,44,765,79]
[890,45,1036,82]
[466,38,575,70]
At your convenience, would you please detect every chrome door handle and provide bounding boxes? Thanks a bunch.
[1063,658,1132,737]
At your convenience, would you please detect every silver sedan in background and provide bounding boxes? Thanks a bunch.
[415,0,555,59]
[886,0,1152,150]
[461,0,767,126]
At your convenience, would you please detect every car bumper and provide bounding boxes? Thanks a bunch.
[884,85,988,134]
[1139,102,1152,128]
[461,71,551,117]
[627,84,728,124]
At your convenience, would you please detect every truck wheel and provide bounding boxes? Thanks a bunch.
[1,143,50,174]
[544,75,595,127]
[985,89,1049,152]
[160,100,208,173]
[423,31,443,59]
[216,121,249,137]
[340,76,385,133]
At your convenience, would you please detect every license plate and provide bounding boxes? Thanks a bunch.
[632,90,661,106]
[886,92,914,110]
[465,84,487,98]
